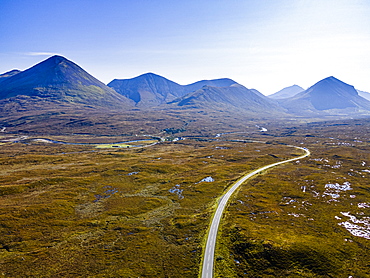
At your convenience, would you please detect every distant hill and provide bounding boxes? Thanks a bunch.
[268,85,304,99]
[170,84,284,115]
[108,74,239,107]
[279,76,370,115]
[0,70,21,82]
[357,90,370,101]
[0,55,132,111]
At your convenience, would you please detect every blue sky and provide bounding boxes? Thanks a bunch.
[1,0,370,95]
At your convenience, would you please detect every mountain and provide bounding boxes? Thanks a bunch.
[108,74,240,107]
[279,76,370,115]
[268,85,304,99]
[357,90,370,101]
[0,55,132,111]
[0,70,21,82]
[170,83,284,115]
[108,73,185,107]
[183,78,236,94]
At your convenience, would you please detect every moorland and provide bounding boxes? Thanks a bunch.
[0,118,369,277]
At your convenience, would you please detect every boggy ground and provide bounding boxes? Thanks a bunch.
[216,121,370,277]
[0,117,369,277]
[0,136,298,277]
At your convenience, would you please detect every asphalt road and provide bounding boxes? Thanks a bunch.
[201,146,310,278]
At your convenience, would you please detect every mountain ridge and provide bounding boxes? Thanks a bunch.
[169,83,285,116]
[183,78,237,94]
[0,69,21,83]
[108,73,239,107]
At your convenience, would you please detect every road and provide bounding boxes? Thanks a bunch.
[201,145,310,278]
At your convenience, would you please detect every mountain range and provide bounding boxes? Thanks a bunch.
[1,55,370,120]
[107,73,237,107]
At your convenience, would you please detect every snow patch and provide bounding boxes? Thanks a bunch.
[358,203,370,209]
[322,182,352,200]
[338,212,370,240]
[325,182,352,191]
[197,176,215,183]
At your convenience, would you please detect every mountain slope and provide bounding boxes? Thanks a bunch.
[357,90,370,101]
[108,73,185,107]
[268,85,304,99]
[171,84,284,115]
[279,76,370,115]
[0,55,132,110]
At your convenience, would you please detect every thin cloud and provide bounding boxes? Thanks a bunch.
[24,52,60,56]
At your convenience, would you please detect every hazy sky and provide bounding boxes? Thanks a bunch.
[1,0,370,95]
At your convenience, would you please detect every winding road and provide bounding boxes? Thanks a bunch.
[201,145,310,278]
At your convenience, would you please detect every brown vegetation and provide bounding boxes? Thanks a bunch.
[0,117,369,277]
